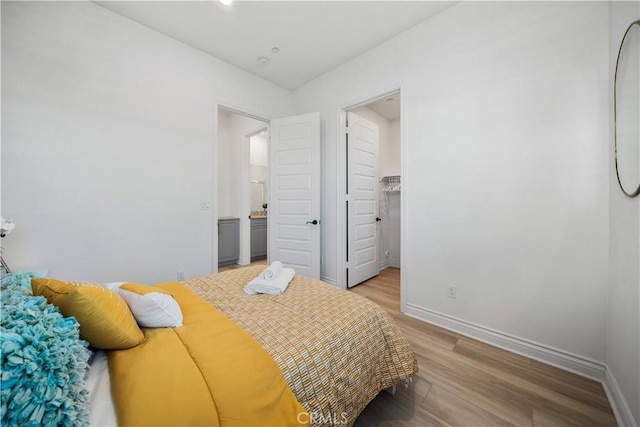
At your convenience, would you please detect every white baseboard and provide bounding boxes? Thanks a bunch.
[603,366,638,427]
[379,260,390,270]
[389,258,401,268]
[404,303,606,382]
[320,275,337,286]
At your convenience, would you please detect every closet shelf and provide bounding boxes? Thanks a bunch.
[381,175,401,192]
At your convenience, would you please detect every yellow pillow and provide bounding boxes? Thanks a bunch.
[31,278,145,349]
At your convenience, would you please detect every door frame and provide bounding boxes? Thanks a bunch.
[213,101,271,273]
[336,86,405,304]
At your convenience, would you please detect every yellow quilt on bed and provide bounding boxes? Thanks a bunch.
[183,266,418,427]
[108,282,308,427]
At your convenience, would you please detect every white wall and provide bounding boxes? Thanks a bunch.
[294,1,609,364]
[383,118,401,177]
[250,134,268,167]
[607,3,640,425]
[1,1,291,283]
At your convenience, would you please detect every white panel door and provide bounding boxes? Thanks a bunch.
[347,112,379,288]
[269,112,321,279]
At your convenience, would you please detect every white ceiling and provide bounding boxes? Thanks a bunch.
[94,1,455,90]
[364,92,401,120]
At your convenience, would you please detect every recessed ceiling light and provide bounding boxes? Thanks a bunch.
[219,0,232,6]
[257,57,270,66]
[271,47,281,54]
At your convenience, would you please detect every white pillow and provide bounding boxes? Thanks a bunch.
[116,289,183,328]
[102,282,125,291]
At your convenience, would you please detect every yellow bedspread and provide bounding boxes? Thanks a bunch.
[108,282,308,427]
[183,266,418,427]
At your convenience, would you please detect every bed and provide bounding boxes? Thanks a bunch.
[188,267,417,423]
[10,267,417,426]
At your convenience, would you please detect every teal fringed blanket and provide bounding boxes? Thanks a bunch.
[1,272,91,426]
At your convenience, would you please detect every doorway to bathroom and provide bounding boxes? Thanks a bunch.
[215,107,321,277]
[216,107,269,269]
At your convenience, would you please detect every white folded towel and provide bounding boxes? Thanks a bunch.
[262,261,283,280]
[244,268,295,295]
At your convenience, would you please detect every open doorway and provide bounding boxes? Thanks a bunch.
[217,107,269,269]
[342,90,402,289]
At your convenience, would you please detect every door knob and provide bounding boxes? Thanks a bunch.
[376,217,382,222]
[306,219,319,225]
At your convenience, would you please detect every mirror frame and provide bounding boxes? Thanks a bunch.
[614,19,640,198]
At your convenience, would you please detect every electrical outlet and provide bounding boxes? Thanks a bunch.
[177,270,185,281]
[446,285,457,299]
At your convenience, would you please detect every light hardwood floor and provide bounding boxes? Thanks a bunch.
[350,267,616,427]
